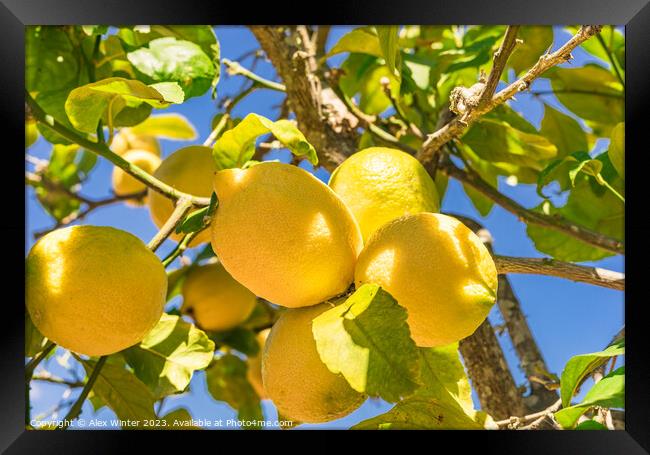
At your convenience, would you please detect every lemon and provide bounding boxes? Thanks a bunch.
[111,128,160,157]
[210,162,363,308]
[329,147,440,241]
[148,146,215,246]
[26,225,167,356]
[246,328,270,399]
[112,149,162,206]
[355,213,497,347]
[262,303,365,423]
[181,262,257,331]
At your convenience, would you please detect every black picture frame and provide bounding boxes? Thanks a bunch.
[3,0,648,452]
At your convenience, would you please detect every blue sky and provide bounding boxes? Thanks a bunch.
[25,26,624,429]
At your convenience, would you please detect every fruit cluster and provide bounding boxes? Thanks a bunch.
[26,145,497,424]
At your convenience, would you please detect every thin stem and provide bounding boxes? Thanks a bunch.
[530,89,623,99]
[203,113,230,147]
[25,341,56,380]
[162,229,203,267]
[601,180,625,203]
[25,340,57,426]
[596,33,625,88]
[59,356,108,430]
[32,375,85,388]
[146,198,194,252]
[25,91,210,207]
[222,58,286,92]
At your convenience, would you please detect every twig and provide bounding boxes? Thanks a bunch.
[25,91,211,207]
[596,33,625,88]
[437,157,624,255]
[203,113,231,147]
[162,229,204,267]
[25,340,57,426]
[222,58,286,92]
[478,25,520,106]
[495,256,624,291]
[494,398,563,429]
[32,375,85,388]
[59,356,108,430]
[417,25,603,165]
[146,198,194,252]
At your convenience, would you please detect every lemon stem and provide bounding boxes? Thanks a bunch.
[59,355,107,430]
[147,198,194,252]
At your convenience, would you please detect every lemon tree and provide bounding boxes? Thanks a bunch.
[24,24,625,432]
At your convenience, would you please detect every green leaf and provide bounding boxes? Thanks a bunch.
[462,119,558,170]
[528,155,623,261]
[547,64,624,126]
[537,152,608,198]
[352,397,485,430]
[205,354,264,427]
[127,37,215,99]
[25,311,46,357]
[327,27,383,58]
[507,26,553,75]
[559,338,624,407]
[555,366,624,429]
[81,358,157,424]
[540,104,588,158]
[484,104,538,134]
[35,89,75,144]
[161,408,201,430]
[65,77,183,134]
[460,146,498,216]
[416,345,473,409]
[213,113,317,170]
[208,327,260,357]
[609,122,624,178]
[375,26,402,80]
[312,284,420,402]
[129,113,197,140]
[26,26,79,92]
[81,25,108,36]
[176,193,218,235]
[122,314,215,399]
[575,419,608,430]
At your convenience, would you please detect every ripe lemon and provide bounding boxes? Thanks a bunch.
[112,149,162,206]
[355,213,497,347]
[329,147,440,241]
[262,303,365,423]
[148,146,215,246]
[246,328,270,399]
[26,225,167,356]
[210,162,363,308]
[111,128,160,157]
[180,262,257,332]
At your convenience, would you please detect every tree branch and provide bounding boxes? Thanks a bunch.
[494,398,562,429]
[222,58,286,92]
[25,91,211,207]
[146,197,194,252]
[459,320,527,420]
[437,157,624,255]
[417,25,603,165]
[59,356,107,430]
[478,25,521,107]
[495,256,624,291]
[250,26,358,171]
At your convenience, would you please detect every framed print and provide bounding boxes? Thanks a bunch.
[2,0,648,452]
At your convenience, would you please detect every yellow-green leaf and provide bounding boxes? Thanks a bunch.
[609,122,624,178]
[129,113,197,140]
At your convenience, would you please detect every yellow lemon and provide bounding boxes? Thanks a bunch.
[147,146,215,246]
[112,149,162,206]
[210,162,363,308]
[246,328,270,399]
[111,128,160,157]
[262,303,365,423]
[355,213,497,347]
[181,262,257,332]
[329,147,440,241]
[26,225,167,356]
